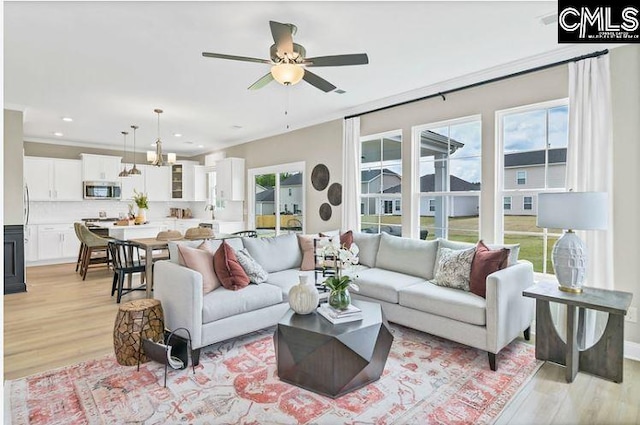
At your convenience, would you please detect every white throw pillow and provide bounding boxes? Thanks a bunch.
[234,248,269,284]
[431,247,476,291]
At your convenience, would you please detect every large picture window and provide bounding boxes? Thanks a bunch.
[498,99,568,273]
[414,116,481,242]
[360,131,402,235]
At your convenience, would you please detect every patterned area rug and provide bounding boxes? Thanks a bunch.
[8,324,542,424]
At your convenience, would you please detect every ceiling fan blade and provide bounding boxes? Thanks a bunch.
[248,72,274,90]
[202,52,271,64]
[269,21,294,58]
[304,53,369,67]
[303,70,337,93]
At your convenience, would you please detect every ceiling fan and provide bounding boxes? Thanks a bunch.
[202,21,369,93]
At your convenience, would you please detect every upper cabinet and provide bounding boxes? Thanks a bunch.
[119,164,145,202]
[215,157,245,201]
[144,164,171,202]
[193,165,208,202]
[24,157,82,201]
[80,153,121,182]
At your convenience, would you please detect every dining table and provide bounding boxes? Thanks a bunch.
[128,234,237,298]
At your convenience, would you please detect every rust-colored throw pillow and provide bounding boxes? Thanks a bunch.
[340,230,354,249]
[470,240,509,298]
[213,241,250,291]
[177,244,220,294]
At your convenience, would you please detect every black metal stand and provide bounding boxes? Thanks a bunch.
[137,327,196,387]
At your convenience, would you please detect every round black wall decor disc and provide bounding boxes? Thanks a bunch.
[311,164,330,191]
[327,183,342,206]
[319,203,332,221]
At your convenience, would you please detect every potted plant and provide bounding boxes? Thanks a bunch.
[319,239,360,310]
[132,189,149,224]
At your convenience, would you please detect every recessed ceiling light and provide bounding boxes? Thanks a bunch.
[53,132,64,137]
[150,143,156,147]
[539,12,557,26]
[232,125,243,130]
[61,117,73,122]
[198,144,204,148]
[173,133,182,137]
[184,141,194,144]
[335,89,346,94]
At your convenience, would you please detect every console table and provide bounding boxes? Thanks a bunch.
[523,282,632,383]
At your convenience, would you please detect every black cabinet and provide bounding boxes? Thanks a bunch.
[4,225,26,294]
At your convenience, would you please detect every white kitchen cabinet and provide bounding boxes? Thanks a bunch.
[174,219,200,234]
[215,157,245,201]
[37,224,79,260]
[24,225,39,262]
[143,164,171,202]
[80,153,122,182]
[193,165,208,202]
[24,157,82,201]
[119,164,145,202]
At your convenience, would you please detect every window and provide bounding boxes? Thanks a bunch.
[288,188,292,196]
[360,131,402,234]
[504,196,512,210]
[394,199,401,213]
[415,116,481,241]
[517,171,527,185]
[499,99,568,273]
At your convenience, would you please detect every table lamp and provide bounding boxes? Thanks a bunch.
[537,191,608,293]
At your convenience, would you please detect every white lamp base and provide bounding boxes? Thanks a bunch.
[552,230,587,293]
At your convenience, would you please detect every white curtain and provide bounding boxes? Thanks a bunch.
[341,117,361,232]
[566,54,614,290]
[565,54,613,347]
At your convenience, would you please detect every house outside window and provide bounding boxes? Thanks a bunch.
[415,115,481,242]
[499,99,568,274]
[504,196,512,210]
[360,131,402,235]
[394,199,401,213]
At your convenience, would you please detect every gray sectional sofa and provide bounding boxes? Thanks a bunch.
[153,232,534,370]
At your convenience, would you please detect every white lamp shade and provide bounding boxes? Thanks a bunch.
[270,64,305,85]
[147,151,157,162]
[537,192,608,230]
[167,153,176,164]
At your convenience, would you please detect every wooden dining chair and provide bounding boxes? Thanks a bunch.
[108,240,147,303]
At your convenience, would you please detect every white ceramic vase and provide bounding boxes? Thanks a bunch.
[288,275,319,315]
[136,207,147,224]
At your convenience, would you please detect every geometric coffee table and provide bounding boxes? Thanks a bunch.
[274,299,393,398]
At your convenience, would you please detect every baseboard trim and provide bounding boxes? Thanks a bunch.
[624,341,640,361]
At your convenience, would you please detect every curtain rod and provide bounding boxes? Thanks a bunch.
[345,49,609,120]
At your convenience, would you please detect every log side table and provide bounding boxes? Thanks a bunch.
[113,299,164,366]
[523,281,632,383]
[274,300,393,398]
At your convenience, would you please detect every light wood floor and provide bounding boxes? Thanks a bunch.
[4,263,640,424]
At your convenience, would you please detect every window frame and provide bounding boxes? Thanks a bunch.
[523,196,533,210]
[516,170,527,185]
[503,196,512,210]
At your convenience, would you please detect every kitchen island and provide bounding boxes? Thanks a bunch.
[107,223,169,240]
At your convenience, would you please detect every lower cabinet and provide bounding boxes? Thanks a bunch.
[37,224,79,261]
[24,225,39,262]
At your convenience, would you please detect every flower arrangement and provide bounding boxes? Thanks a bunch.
[133,189,149,210]
[319,238,360,309]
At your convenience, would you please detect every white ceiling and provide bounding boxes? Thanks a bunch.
[3,1,597,157]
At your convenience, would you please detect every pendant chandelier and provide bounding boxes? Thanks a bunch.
[118,131,129,177]
[129,125,142,175]
[147,108,176,167]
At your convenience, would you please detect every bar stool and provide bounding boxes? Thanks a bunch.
[78,223,111,280]
[74,222,86,273]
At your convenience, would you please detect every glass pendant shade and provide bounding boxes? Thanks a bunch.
[271,63,305,85]
[118,131,129,177]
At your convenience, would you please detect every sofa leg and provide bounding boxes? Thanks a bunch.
[524,326,531,341]
[191,348,201,367]
[488,352,497,371]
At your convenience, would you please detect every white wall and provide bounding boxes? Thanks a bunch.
[4,109,24,226]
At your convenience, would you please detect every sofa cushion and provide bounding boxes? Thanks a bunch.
[297,234,328,271]
[176,243,220,294]
[399,281,487,326]
[375,232,438,279]
[169,238,244,264]
[235,248,269,284]
[213,241,250,291]
[264,269,316,300]
[202,283,283,323]
[438,238,520,266]
[354,267,426,304]
[470,241,509,298]
[242,233,302,273]
[352,232,381,267]
[432,247,475,291]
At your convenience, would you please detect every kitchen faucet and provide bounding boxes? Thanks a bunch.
[205,204,215,220]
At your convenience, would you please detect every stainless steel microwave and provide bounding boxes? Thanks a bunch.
[83,181,121,200]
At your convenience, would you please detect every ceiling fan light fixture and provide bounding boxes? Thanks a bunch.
[270,63,304,86]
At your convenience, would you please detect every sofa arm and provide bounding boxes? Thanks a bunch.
[485,260,535,353]
[153,260,205,348]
